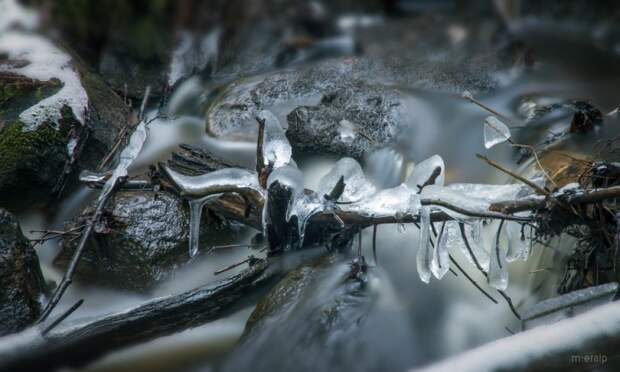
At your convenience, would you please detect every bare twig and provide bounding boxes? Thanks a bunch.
[41,299,84,336]
[476,154,549,196]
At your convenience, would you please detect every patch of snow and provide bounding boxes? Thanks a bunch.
[0,32,88,131]
[0,0,39,33]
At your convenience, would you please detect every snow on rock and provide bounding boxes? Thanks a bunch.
[0,0,38,33]
[483,116,511,149]
[0,32,88,131]
[317,157,376,202]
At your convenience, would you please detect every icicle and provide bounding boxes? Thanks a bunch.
[488,221,509,290]
[264,165,305,236]
[416,207,433,283]
[317,157,376,202]
[458,220,490,271]
[188,194,222,257]
[431,222,450,279]
[405,154,445,192]
[506,222,531,261]
[483,116,511,149]
[258,110,292,168]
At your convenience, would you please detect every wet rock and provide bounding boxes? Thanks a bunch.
[0,208,46,336]
[287,82,402,158]
[221,253,418,372]
[0,34,131,208]
[54,190,233,291]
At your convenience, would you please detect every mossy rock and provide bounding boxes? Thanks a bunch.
[0,208,46,336]
[0,49,130,209]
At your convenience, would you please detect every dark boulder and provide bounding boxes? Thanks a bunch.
[0,209,46,336]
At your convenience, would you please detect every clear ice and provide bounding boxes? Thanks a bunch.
[483,116,511,149]
[317,158,376,202]
[488,222,509,290]
[258,110,293,168]
[188,193,223,257]
[162,166,264,198]
[416,207,433,283]
[405,154,445,191]
[431,222,451,279]
[337,119,356,144]
[346,184,420,218]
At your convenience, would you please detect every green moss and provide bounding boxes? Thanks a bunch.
[0,75,61,123]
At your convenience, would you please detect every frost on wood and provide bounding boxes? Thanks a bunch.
[0,32,88,131]
[258,110,293,168]
[483,116,511,149]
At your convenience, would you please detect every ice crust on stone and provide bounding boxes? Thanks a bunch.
[258,110,293,168]
[431,222,451,279]
[416,207,433,283]
[405,154,445,191]
[0,32,88,131]
[337,119,356,144]
[317,157,376,202]
[483,116,511,149]
[365,147,406,189]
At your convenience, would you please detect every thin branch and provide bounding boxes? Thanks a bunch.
[476,154,549,196]
[41,299,84,336]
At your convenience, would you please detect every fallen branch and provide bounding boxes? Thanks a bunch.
[0,259,282,372]
[413,300,620,372]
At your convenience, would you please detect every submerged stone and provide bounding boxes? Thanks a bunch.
[0,208,46,336]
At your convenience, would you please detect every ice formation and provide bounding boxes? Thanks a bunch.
[431,222,451,279]
[405,154,445,191]
[188,193,223,257]
[258,110,293,168]
[416,207,433,283]
[317,158,376,202]
[161,166,264,198]
[0,32,88,131]
[346,184,420,218]
[483,116,511,149]
[337,119,356,144]
[488,222,509,290]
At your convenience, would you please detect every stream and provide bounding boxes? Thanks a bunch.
[7,3,620,372]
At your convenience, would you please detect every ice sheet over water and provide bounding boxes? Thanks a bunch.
[258,110,293,168]
[416,207,433,283]
[405,154,445,192]
[0,32,88,131]
[431,222,451,279]
[483,116,511,149]
[317,157,376,202]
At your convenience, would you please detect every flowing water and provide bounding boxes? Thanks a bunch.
[12,14,620,372]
